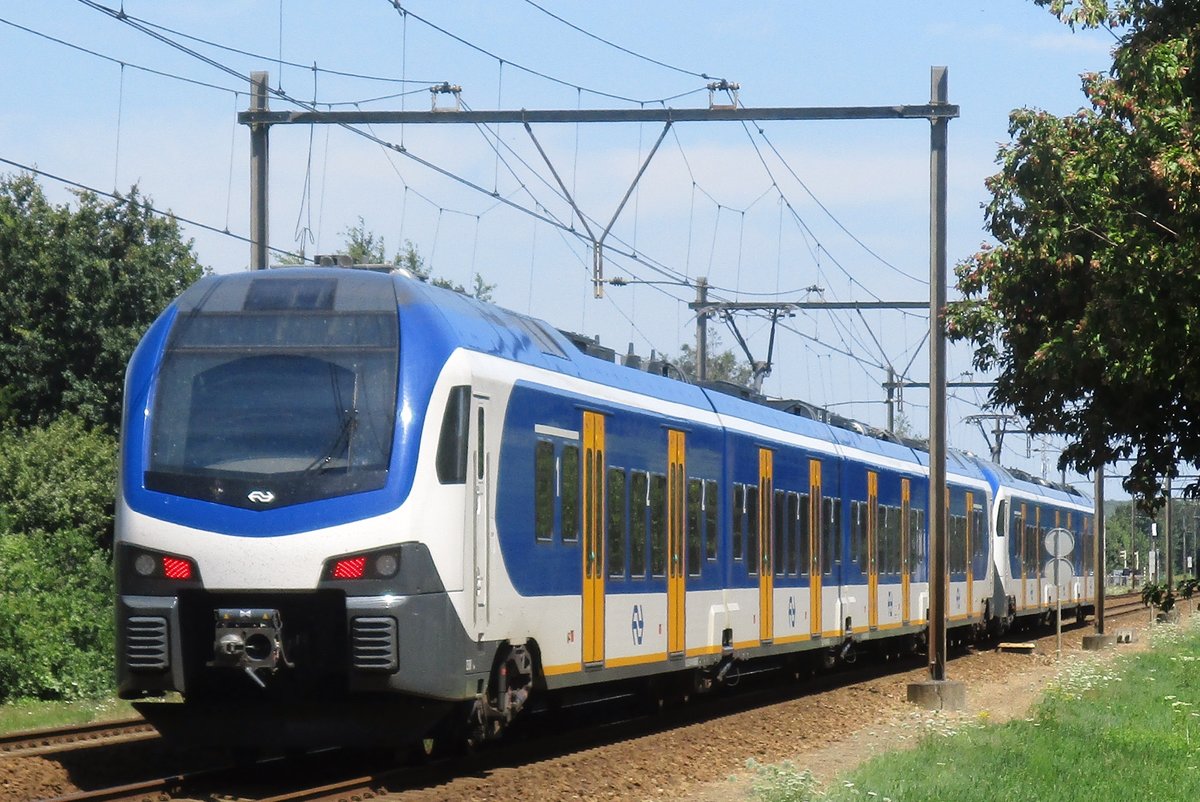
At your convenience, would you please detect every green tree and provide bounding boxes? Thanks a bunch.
[945,0,1200,509]
[673,338,754,386]
[340,218,496,302]
[0,174,204,432]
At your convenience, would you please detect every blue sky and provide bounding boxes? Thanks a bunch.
[1,1,1123,494]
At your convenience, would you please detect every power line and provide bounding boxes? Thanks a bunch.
[518,0,719,81]
[119,7,447,85]
[386,1,707,106]
[0,155,303,261]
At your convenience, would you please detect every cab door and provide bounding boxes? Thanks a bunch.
[667,430,686,656]
[809,459,822,638]
[582,412,606,665]
[867,471,879,630]
[758,449,774,643]
[470,395,491,625]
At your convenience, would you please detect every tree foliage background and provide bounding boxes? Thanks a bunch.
[946,0,1200,508]
[0,174,203,701]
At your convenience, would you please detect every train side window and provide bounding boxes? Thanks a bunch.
[435,385,471,484]
[879,506,891,576]
[774,489,787,578]
[733,484,745,562]
[687,479,703,577]
[607,468,627,578]
[972,508,987,565]
[649,473,667,577]
[561,445,580,543]
[630,471,648,578]
[849,500,863,566]
[995,500,1007,538]
[746,484,760,575]
[704,480,719,561]
[787,492,800,575]
[909,507,925,578]
[821,496,839,575]
[534,439,555,542]
[798,493,811,576]
[476,408,485,481]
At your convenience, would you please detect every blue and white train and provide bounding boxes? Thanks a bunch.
[115,265,1096,748]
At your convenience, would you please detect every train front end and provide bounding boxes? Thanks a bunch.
[114,268,470,746]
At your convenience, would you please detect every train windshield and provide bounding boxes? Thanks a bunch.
[145,272,400,510]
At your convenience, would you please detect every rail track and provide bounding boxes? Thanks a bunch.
[0,717,156,759]
[14,594,1162,802]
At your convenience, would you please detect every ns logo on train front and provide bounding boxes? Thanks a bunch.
[115,265,1096,750]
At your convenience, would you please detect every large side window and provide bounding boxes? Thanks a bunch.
[607,467,627,578]
[822,496,839,575]
[704,480,719,561]
[650,473,667,576]
[561,444,580,542]
[687,478,703,577]
[798,493,811,577]
[733,484,746,562]
[850,500,864,566]
[630,471,648,578]
[786,492,800,575]
[909,506,925,578]
[534,439,555,542]
[435,385,471,484]
[746,484,760,575]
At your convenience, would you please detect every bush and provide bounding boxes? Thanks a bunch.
[0,529,115,700]
[0,414,116,548]
[0,415,118,701]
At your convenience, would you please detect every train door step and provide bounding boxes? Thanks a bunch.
[997,642,1036,654]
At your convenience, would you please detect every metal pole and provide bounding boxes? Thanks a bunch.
[1166,476,1174,590]
[696,277,709,382]
[886,366,895,433]
[1095,465,1106,636]
[250,71,270,270]
[927,66,949,683]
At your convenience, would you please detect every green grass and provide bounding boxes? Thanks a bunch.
[0,696,139,735]
[752,619,1200,802]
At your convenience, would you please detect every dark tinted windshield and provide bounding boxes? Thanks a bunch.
[146,271,399,510]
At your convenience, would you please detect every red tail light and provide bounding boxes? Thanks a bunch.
[162,556,193,580]
[332,556,367,579]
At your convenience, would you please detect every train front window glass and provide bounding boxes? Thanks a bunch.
[607,468,626,578]
[561,445,580,542]
[146,272,399,509]
[535,440,555,541]
[630,472,648,578]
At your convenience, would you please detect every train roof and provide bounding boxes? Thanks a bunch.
[248,267,1028,493]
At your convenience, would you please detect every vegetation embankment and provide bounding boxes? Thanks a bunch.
[750,618,1200,802]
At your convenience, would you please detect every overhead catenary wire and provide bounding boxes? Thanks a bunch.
[519,0,719,81]
[0,155,304,261]
[68,0,959,428]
